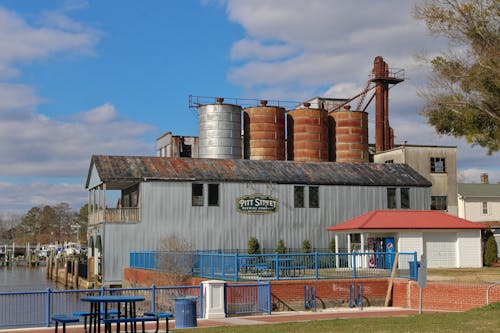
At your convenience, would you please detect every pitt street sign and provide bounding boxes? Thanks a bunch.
[237,193,278,214]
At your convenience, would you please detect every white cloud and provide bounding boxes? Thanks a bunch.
[0,83,42,115]
[230,39,296,61]
[0,6,98,79]
[0,4,153,184]
[324,83,361,100]
[0,103,155,178]
[222,0,500,181]
[0,181,87,214]
[77,103,119,123]
[459,169,500,184]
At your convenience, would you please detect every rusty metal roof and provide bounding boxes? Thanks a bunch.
[86,155,432,189]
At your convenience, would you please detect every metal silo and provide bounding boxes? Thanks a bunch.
[243,100,286,160]
[199,98,242,159]
[331,105,369,162]
[287,103,329,161]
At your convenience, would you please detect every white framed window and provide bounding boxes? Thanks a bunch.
[431,196,447,211]
[294,186,305,208]
[430,157,446,173]
[192,183,204,206]
[482,201,489,215]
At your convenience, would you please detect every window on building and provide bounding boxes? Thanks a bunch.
[482,201,489,215]
[387,188,397,209]
[208,184,219,206]
[294,186,305,208]
[401,188,410,209]
[192,183,203,206]
[309,186,319,208]
[430,157,446,173]
[431,196,447,211]
[384,160,394,164]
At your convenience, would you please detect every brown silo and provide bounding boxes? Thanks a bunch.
[331,105,369,162]
[287,104,329,161]
[243,100,286,160]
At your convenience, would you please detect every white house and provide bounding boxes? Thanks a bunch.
[327,210,486,268]
[458,176,500,257]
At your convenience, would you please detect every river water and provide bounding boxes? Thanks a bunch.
[0,264,63,292]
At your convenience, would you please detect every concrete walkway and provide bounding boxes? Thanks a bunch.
[0,307,423,332]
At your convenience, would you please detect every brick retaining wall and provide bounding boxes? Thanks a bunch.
[393,279,500,311]
[123,268,500,311]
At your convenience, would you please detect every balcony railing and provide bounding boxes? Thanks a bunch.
[89,207,141,225]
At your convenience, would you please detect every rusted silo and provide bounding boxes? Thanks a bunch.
[287,103,329,161]
[331,105,369,162]
[243,100,286,160]
[198,98,242,159]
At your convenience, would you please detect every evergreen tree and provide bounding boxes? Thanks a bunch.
[247,237,260,254]
[301,239,312,253]
[483,229,498,266]
[275,239,286,254]
[329,238,336,253]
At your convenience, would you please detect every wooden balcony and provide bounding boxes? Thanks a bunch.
[89,208,141,225]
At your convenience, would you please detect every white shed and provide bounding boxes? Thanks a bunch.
[327,210,486,268]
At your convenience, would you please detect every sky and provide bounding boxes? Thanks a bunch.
[0,0,499,214]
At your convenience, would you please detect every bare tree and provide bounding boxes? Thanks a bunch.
[157,235,195,286]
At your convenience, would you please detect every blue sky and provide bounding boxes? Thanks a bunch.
[0,0,499,214]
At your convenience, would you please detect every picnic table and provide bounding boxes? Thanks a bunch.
[80,295,145,333]
[266,258,305,277]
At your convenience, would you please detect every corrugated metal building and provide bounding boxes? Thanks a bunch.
[85,156,432,286]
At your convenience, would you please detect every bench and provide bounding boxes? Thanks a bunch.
[73,309,119,333]
[102,316,159,333]
[144,311,173,333]
[52,314,79,333]
[280,265,306,277]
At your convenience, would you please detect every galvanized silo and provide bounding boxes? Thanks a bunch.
[331,105,369,162]
[243,100,286,160]
[287,103,329,161]
[199,98,243,159]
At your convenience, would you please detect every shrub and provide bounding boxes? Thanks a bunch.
[275,239,286,254]
[483,229,498,266]
[329,238,336,253]
[247,236,260,254]
[301,239,312,253]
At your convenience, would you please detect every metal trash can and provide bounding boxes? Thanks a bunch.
[174,296,197,328]
[409,261,420,280]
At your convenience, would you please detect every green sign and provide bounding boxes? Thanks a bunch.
[237,194,278,214]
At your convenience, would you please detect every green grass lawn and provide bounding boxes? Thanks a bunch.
[176,303,500,333]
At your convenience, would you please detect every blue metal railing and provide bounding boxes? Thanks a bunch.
[0,285,202,328]
[131,251,418,282]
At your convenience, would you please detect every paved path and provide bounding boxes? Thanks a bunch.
[0,307,423,332]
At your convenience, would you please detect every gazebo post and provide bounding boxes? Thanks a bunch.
[334,234,339,268]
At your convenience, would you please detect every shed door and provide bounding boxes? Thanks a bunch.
[424,233,457,268]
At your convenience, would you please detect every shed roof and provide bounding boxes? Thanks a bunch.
[327,210,486,231]
[458,183,500,198]
[86,155,432,189]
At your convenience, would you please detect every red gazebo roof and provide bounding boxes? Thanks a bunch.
[327,210,487,232]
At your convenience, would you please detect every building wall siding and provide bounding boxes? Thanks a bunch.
[140,182,429,250]
[398,231,424,264]
[99,181,430,285]
[457,230,483,268]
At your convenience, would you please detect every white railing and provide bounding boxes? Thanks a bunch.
[89,208,140,225]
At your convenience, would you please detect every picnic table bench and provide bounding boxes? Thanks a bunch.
[52,314,79,333]
[101,316,158,333]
